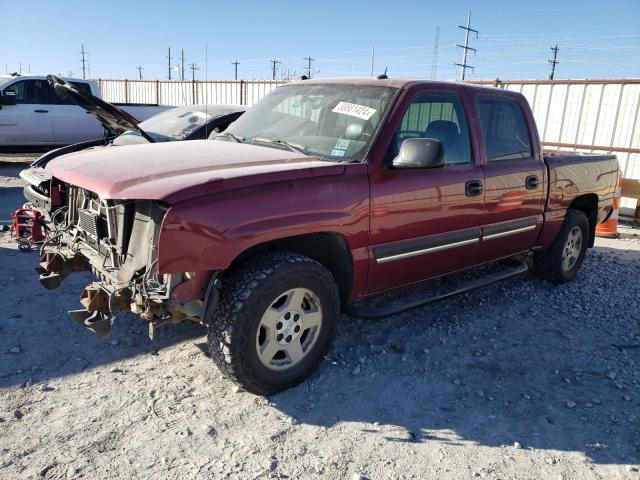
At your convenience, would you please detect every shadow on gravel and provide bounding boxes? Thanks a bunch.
[271,245,640,466]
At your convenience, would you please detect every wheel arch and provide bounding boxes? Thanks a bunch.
[225,232,354,304]
[568,193,598,247]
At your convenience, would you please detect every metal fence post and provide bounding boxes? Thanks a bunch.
[240,80,245,105]
[124,79,129,103]
[156,80,160,104]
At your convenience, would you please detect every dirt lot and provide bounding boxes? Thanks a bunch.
[0,157,639,479]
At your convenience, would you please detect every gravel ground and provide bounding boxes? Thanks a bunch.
[0,159,639,479]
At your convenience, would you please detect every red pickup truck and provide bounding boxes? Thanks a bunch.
[36,78,618,394]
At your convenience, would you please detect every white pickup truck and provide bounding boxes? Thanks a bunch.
[0,74,172,147]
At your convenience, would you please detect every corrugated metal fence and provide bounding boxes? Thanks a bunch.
[99,79,284,107]
[98,77,640,184]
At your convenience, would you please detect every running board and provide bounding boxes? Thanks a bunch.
[345,259,529,319]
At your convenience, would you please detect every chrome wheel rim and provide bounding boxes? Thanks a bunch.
[256,288,323,370]
[561,226,583,271]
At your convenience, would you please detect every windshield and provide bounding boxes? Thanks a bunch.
[113,106,229,145]
[224,83,398,161]
[0,77,14,88]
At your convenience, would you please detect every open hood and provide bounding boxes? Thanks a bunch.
[46,75,154,142]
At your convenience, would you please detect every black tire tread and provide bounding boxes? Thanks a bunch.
[206,251,339,395]
[532,209,589,284]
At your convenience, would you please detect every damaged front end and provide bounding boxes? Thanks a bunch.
[38,180,212,338]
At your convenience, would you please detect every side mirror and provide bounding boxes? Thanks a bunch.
[392,138,444,169]
[1,91,17,106]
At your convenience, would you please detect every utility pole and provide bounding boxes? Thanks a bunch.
[136,65,143,80]
[80,44,88,79]
[189,63,199,81]
[455,12,478,80]
[431,26,440,79]
[270,58,281,80]
[181,49,185,81]
[370,47,375,77]
[168,47,173,80]
[19,63,22,74]
[303,56,315,78]
[231,61,240,80]
[548,44,559,80]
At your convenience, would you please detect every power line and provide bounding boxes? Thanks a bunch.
[455,12,478,80]
[189,63,199,81]
[136,65,144,80]
[270,58,281,80]
[548,44,559,79]
[231,61,240,80]
[431,26,440,79]
[303,56,315,78]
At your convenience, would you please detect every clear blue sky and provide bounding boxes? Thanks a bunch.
[1,0,639,81]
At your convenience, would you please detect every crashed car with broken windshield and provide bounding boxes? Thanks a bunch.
[36,78,618,394]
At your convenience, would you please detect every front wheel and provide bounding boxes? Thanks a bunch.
[207,252,340,395]
[532,209,589,284]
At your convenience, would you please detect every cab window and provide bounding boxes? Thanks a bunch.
[5,80,51,104]
[390,92,472,165]
[50,82,94,105]
[477,96,532,162]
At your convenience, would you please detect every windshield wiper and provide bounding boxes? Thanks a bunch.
[216,131,244,143]
[251,137,308,155]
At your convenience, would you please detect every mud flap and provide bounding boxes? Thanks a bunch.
[68,309,114,337]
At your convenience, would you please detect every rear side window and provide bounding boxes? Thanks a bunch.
[5,80,51,104]
[50,82,94,105]
[477,96,532,162]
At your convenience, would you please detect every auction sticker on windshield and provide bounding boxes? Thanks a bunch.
[332,102,377,120]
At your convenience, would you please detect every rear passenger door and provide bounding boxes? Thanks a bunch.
[476,95,546,263]
[50,81,104,144]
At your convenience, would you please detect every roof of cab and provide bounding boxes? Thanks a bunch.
[289,76,512,96]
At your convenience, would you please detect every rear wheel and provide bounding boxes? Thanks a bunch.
[206,251,340,395]
[532,209,589,284]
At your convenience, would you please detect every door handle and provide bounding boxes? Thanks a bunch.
[465,180,483,197]
[33,109,49,113]
[525,175,539,190]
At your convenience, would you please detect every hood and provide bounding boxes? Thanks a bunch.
[46,140,344,204]
[47,75,153,141]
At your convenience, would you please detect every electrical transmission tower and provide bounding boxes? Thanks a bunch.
[231,61,240,80]
[548,44,559,80]
[80,44,88,79]
[270,58,281,80]
[455,13,478,80]
[431,26,440,79]
[303,56,315,78]
[136,65,144,80]
[168,47,173,80]
[189,63,199,81]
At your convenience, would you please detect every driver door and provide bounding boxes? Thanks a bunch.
[367,89,485,293]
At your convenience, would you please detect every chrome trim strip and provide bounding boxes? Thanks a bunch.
[482,224,536,240]
[376,237,480,264]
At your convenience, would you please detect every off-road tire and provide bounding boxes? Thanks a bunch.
[206,251,340,395]
[532,209,589,284]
